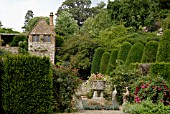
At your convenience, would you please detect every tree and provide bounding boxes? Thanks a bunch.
[126,42,144,65]
[0,21,2,28]
[57,0,105,26]
[117,42,132,62]
[99,52,110,74]
[156,29,170,62]
[141,41,158,63]
[107,0,160,30]
[91,47,105,74]
[80,10,112,37]
[55,11,79,37]
[59,35,98,79]
[25,16,49,32]
[106,49,119,75]
[22,10,34,31]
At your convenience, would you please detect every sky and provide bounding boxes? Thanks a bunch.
[0,0,108,32]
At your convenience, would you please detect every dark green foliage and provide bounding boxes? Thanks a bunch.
[0,57,4,113]
[150,63,170,82]
[126,43,144,65]
[2,55,52,114]
[117,42,132,62]
[18,41,28,54]
[156,29,170,62]
[99,52,110,74]
[91,47,105,74]
[141,41,159,63]
[110,60,140,104]
[10,35,27,46]
[52,67,81,112]
[123,100,170,114]
[106,49,118,75]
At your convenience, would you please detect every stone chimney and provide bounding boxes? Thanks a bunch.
[49,12,54,30]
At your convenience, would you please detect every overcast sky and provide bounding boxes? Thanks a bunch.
[0,0,108,32]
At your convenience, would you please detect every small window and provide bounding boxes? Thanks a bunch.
[43,35,51,42]
[32,35,40,42]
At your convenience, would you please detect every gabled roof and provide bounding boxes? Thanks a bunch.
[28,18,56,36]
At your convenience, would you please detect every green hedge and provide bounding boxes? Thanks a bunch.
[156,29,170,62]
[0,57,4,113]
[150,62,170,82]
[141,41,158,63]
[107,49,119,75]
[117,42,132,62]
[2,55,52,114]
[126,42,144,65]
[99,52,110,74]
[91,47,105,74]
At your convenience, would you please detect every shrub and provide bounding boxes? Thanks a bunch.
[117,42,132,62]
[156,29,170,62]
[2,55,52,114]
[10,35,27,46]
[99,52,110,74]
[149,62,170,82]
[141,41,159,63]
[106,49,119,75]
[132,76,170,105]
[123,100,170,114]
[110,60,140,104]
[126,42,144,65]
[91,47,105,74]
[52,67,81,113]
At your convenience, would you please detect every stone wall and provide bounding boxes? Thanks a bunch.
[28,42,55,64]
[0,46,19,54]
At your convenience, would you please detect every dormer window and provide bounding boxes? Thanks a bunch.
[32,35,40,42]
[43,35,51,42]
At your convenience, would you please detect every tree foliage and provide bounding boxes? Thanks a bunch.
[80,10,112,37]
[91,47,105,74]
[126,42,144,65]
[107,0,160,30]
[55,11,79,37]
[57,0,105,26]
[99,52,110,74]
[117,42,132,62]
[22,10,34,31]
[59,35,98,77]
[107,49,119,75]
[156,29,170,62]
[141,41,158,63]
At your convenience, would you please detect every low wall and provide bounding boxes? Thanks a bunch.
[0,46,19,54]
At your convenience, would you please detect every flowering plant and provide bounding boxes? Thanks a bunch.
[133,76,170,105]
[88,73,105,81]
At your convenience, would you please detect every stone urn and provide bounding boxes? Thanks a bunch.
[91,80,105,99]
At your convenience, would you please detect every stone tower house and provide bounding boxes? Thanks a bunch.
[28,12,56,64]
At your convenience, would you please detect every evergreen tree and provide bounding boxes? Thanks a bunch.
[22,10,34,31]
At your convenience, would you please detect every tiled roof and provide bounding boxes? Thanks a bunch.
[28,18,56,36]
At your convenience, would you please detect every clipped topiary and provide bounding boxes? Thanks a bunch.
[99,52,110,74]
[106,49,119,75]
[117,42,132,62]
[126,42,144,65]
[156,29,170,62]
[141,41,159,63]
[2,55,52,114]
[91,47,105,74]
[10,35,27,46]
